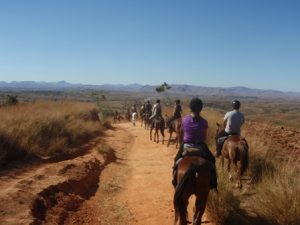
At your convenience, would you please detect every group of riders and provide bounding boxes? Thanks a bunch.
[124,98,245,191]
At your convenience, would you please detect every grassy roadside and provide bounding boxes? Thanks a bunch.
[0,101,105,166]
[203,108,300,225]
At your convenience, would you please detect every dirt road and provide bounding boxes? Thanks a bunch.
[0,122,214,225]
[65,122,214,225]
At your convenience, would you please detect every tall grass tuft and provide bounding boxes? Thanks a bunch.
[253,166,300,225]
[207,168,246,225]
[0,101,104,165]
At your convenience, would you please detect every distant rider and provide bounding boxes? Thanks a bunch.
[215,99,245,157]
[131,104,137,114]
[167,99,182,130]
[144,100,152,115]
[149,99,162,121]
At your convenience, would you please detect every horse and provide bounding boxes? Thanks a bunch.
[173,156,211,225]
[131,112,137,126]
[167,117,182,148]
[143,112,152,130]
[140,106,145,127]
[113,115,123,124]
[150,117,165,144]
[215,123,249,188]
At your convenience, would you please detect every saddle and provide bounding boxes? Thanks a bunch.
[217,134,240,145]
[182,145,210,159]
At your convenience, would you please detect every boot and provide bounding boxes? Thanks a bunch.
[210,163,218,189]
[215,144,222,157]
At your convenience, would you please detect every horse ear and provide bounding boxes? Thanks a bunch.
[216,122,221,127]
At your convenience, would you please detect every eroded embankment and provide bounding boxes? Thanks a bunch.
[31,159,102,224]
[30,147,117,225]
[0,136,116,225]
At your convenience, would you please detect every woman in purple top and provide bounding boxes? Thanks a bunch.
[182,111,208,145]
[172,98,217,189]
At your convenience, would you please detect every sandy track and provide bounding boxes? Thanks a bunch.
[0,122,214,225]
[65,122,215,225]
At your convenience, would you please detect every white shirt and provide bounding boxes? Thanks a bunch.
[224,110,244,135]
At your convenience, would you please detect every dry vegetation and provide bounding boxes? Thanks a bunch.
[0,100,104,166]
[200,106,300,225]
[0,91,299,224]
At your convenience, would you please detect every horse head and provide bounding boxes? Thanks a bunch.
[215,122,226,138]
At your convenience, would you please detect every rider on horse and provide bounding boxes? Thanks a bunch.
[167,99,182,131]
[215,100,245,157]
[149,99,165,129]
[131,104,137,114]
[144,100,152,115]
[172,98,217,189]
[149,99,162,120]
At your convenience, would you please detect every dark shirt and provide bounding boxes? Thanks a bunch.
[173,105,182,118]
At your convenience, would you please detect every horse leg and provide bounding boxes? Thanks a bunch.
[227,159,234,181]
[161,128,165,144]
[234,161,242,189]
[150,128,153,141]
[179,198,188,225]
[156,129,159,143]
[167,131,172,147]
[193,193,209,225]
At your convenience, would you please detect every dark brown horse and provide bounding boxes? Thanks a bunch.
[150,117,165,144]
[167,118,182,148]
[143,112,152,130]
[173,156,211,225]
[113,115,123,124]
[216,123,249,188]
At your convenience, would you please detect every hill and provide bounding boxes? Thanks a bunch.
[0,81,299,99]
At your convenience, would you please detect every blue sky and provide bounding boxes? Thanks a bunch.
[0,0,299,92]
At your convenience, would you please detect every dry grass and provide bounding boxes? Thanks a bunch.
[207,168,247,225]
[253,166,299,225]
[246,126,300,225]
[0,101,104,165]
[201,106,300,225]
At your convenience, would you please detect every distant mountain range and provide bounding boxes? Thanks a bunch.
[0,81,299,99]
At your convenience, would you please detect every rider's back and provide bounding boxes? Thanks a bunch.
[182,115,208,144]
[224,110,244,135]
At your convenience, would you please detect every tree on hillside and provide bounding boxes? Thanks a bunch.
[5,95,18,106]
[90,91,113,122]
[155,82,172,107]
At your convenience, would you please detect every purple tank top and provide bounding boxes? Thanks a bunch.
[182,115,208,144]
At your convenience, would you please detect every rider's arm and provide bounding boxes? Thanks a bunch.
[149,106,157,120]
[223,119,227,128]
[223,112,229,127]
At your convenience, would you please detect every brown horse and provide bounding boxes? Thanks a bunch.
[173,156,211,225]
[215,123,249,188]
[167,118,182,148]
[144,112,152,130]
[113,115,123,124]
[150,117,165,144]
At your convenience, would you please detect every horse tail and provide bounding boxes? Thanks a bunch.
[239,140,249,177]
[173,164,198,224]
